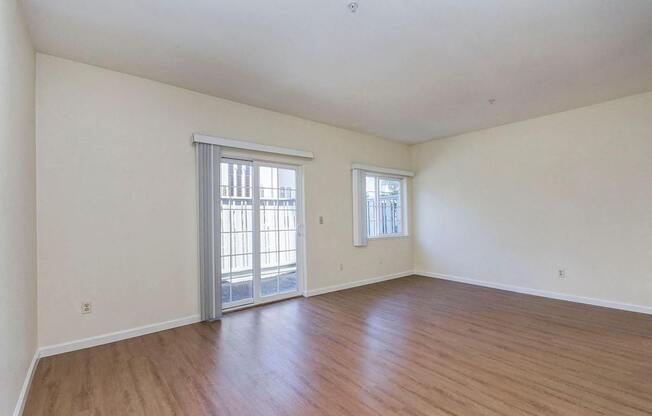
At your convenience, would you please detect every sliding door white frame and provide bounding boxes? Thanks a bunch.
[221,156,305,311]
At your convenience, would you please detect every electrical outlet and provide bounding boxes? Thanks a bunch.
[319,216,324,225]
[557,268,566,279]
[339,263,344,271]
[81,302,92,314]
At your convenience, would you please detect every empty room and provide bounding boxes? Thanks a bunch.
[2,0,652,415]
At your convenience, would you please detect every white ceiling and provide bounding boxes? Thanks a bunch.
[20,0,652,143]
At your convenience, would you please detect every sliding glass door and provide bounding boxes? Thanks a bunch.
[258,164,300,298]
[220,158,302,309]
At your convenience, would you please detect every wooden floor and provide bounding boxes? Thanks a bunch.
[25,276,652,415]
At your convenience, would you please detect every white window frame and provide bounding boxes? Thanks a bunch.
[365,173,409,240]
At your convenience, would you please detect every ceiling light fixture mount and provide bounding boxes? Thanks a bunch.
[348,2,359,13]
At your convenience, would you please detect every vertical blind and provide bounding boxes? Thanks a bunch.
[197,143,222,321]
[352,168,368,247]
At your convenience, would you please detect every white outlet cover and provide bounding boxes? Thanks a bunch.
[81,302,92,314]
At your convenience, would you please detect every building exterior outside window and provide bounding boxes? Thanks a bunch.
[365,175,403,238]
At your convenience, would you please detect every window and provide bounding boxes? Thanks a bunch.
[365,174,404,238]
[352,165,412,246]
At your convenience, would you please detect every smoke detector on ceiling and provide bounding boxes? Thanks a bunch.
[348,2,359,13]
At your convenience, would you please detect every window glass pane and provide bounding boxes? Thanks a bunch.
[221,209,231,233]
[220,159,254,306]
[231,253,252,272]
[278,256,297,294]
[366,176,375,199]
[261,250,279,269]
[222,255,254,304]
[279,250,296,267]
[278,189,296,209]
[366,175,378,238]
[221,280,231,304]
[379,178,401,197]
[261,275,278,297]
[261,250,279,297]
[365,175,403,237]
[261,231,278,254]
[229,266,253,303]
[367,206,378,237]
[223,194,253,210]
[220,163,230,187]
[260,206,277,231]
[279,231,296,251]
[260,187,278,201]
[278,209,296,230]
[219,186,235,208]
[230,232,252,256]
[378,178,402,235]
[278,168,296,190]
[230,209,252,233]
[221,255,230,275]
[259,166,277,189]
[221,233,231,257]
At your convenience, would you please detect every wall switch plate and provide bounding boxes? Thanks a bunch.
[558,268,566,279]
[81,302,92,314]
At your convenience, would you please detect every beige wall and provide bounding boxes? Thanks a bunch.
[36,54,412,347]
[0,0,37,414]
[412,91,652,308]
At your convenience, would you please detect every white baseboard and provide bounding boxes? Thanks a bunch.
[39,314,201,358]
[417,271,652,315]
[13,349,39,416]
[305,270,413,297]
